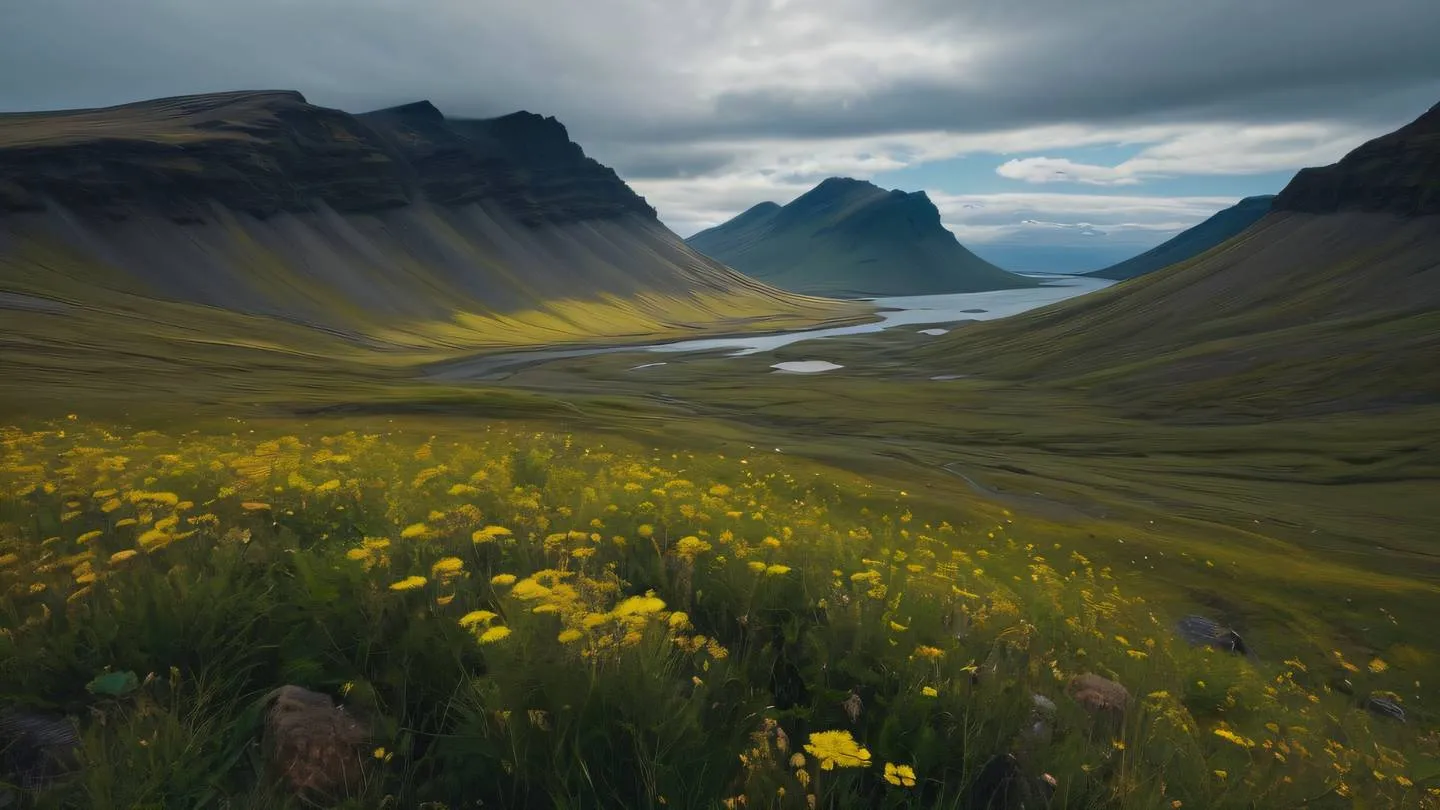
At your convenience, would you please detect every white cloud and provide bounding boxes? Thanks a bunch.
[992,121,1392,185]
[995,157,1144,185]
[929,192,1241,244]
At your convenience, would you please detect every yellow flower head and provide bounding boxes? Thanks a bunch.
[803,730,871,770]
[388,575,428,591]
[109,549,139,564]
[472,525,513,543]
[557,629,584,644]
[490,573,517,587]
[430,557,465,579]
[459,610,499,628]
[509,578,552,600]
[478,625,512,644]
[612,594,666,616]
[883,762,917,788]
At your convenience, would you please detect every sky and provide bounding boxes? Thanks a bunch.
[4,0,1438,272]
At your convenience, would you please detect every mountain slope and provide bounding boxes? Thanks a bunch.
[919,101,1440,419]
[1084,195,1274,280]
[0,91,863,355]
[687,177,1037,298]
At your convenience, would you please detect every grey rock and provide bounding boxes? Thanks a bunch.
[0,707,80,791]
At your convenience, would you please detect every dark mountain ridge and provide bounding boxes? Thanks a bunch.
[0,90,655,226]
[1084,195,1275,281]
[1274,101,1440,216]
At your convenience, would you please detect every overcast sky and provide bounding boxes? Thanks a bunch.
[4,0,1438,270]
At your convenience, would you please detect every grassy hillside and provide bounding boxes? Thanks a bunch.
[687,178,1037,298]
[1086,196,1274,281]
[920,212,1440,419]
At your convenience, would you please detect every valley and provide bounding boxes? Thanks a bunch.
[0,79,1437,809]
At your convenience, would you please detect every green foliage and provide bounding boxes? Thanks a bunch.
[0,417,1434,808]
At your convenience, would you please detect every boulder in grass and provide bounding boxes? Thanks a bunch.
[1365,695,1406,723]
[1177,615,1254,658]
[0,708,80,792]
[1067,673,1131,715]
[964,753,1057,810]
[263,685,370,800]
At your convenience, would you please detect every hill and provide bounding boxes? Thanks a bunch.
[1084,195,1274,281]
[686,177,1037,298]
[918,101,1440,419]
[0,91,863,355]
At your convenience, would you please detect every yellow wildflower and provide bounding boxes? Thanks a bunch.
[478,626,512,644]
[472,525,512,543]
[804,730,871,770]
[430,557,465,580]
[388,575,428,591]
[459,610,498,628]
[509,578,552,600]
[1214,728,1255,749]
[490,574,517,587]
[883,763,916,788]
[922,686,938,697]
[400,523,431,539]
[558,629,584,644]
[109,549,139,564]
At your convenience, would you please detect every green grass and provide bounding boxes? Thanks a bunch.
[2,249,1438,807]
[2,417,1434,808]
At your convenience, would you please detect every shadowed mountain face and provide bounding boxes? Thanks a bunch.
[1274,101,1440,216]
[687,177,1038,298]
[1085,195,1275,281]
[921,101,1440,419]
[0,91,861,350]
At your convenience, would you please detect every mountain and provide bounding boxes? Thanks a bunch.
[918,101,1440,419]
[686,177,1038,298]
[1084,195,1275,280]
[1274,101,1440,215]
[0,91,861,354]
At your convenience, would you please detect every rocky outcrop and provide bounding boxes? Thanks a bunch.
[0,90,656,227]
[1273,101,1440,216]
[358,102,656,225]
[0,91,409,221]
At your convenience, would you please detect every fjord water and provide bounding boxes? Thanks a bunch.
[427,273,1114,380]
[647,272,1113,357]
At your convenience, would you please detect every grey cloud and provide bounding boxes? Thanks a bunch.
[5,0,1438,139]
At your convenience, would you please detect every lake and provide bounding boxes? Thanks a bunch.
[429,273,1113,380]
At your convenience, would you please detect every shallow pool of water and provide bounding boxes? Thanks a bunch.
[772,360,844,373]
